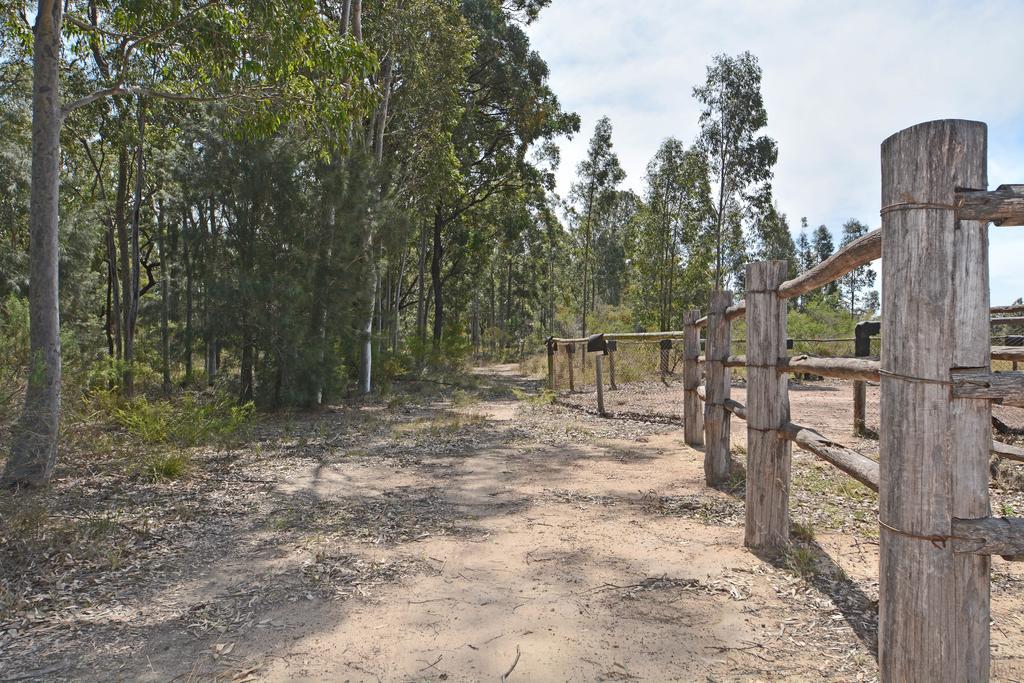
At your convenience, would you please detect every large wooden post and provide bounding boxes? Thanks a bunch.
[607,340,618,390]
[852,321,879,436]
[744,261,791,552]
[683,310,703,447]
[659,339,671,382]
[879,119,990,681]
[703,291,732,486]
[546,338,556,391]
[565,343,575,393]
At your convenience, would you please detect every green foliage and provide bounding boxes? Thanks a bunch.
[788,300,860,357]
[626,139,714,330]
[785,545,819,577]
[569,116,626,336]
[791,520,816,542]
[146,452,191,481]
[91,390,254,447]
[693,51,778,290]
[0,294,29,429]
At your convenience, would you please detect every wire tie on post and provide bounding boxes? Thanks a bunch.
[880,201,958,216]
[878,368,951,387]
[878,518,973,550]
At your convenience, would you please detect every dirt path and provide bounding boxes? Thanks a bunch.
[5,365,1024,681]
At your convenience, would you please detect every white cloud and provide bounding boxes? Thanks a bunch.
[528,0,1024,304]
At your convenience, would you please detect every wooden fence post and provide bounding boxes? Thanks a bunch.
[744,261,791,552]
[565,343,575,393]
[879,119,990,681]
[852,321,880,436]
[704,291,732,486]
[683,310,703,447]
[607,340,618,390]
[659,339,672,382]
[546,338,556,391]
[594,353,606,416]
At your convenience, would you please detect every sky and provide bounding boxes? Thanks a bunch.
[526,0,1024,306]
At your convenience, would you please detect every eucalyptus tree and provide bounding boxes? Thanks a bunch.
[748,189,797,274]
[809,224,837,300]
[627,139,714,331]
[569,116,623,338]
[427,0,578,347]
[347,0,475,392]
[693,51,777,290]
[2,0,375,488]
[838,219,876,315]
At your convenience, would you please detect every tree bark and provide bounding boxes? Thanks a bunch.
[115,145,131,384]
[158,199,171,393]
[106,217,122,361]
[431,208,444,345]
[183,212,194,384]
[123,99,146,397]
[416,219,428,353]
[4,0,64,488]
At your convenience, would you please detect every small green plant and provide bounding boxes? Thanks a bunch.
[452,389,480,406]
[105,547,125,571]
[786,546,819,577]
[147,452,191,480]
[1001,502,1017,517]
[792,520,816,542]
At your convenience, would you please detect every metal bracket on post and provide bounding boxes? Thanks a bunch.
[587,333,608,355]
[853,321,880,436]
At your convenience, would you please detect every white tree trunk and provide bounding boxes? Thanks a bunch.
[4,0,63,487]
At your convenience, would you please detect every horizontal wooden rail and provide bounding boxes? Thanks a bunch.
[780,422,880,491]
[955,184,1024,226]
[726,302,746,321]
[781,355,881,381]
[695,386,1017,484]
[992,304,1024,315]
[696,385,746,419]
[992,317,1024,326]
[695,302,745,329]
[992,440,1024,463]
[777,228,881,300]
[697,354,882,381]
[951,517,1024,558]
[550,331,686,345]
[952,371,1024,408]
[993,346,1024,362]
[697,386,880,491]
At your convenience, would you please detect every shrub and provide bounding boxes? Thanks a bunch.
[91,390,255,447]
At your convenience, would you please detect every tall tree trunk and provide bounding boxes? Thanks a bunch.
[392,248,405,354]
[416,220,428,354]
[311,200,334,406]
[205,199,217,386]
[183,213,194,384]
[358,236,375,395]
[106,220,122,361]
[431,209,444,345]
[4,0,63,488]
[124,99,145,397]
[714,133,728,290]
[115,145,131,385]
[238,202,257,404]
[158,199,171,393]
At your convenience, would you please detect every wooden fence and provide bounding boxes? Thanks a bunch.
[547,120,1024,680]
